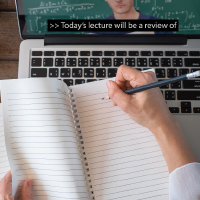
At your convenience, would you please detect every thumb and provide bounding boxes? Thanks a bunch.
[107,80,132,113]
[0,170,12,195]
[21,180,33,200]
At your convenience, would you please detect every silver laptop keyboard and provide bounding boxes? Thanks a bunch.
[30,50,200,114]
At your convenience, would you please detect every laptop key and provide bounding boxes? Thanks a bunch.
[165,51,176,56]
[78,58,88,67]
[169,107,179,113]
[137,58,147,67]
[55,58,65,67]
[44,51,54,56]
[173,58,183,67]
[183,80,200,89]
[171,81,181,89]
[92,51,102,56]
[185,58,200,67]
[87,79,97,83]
[177,51,188,56]
[141,51,151,56]
[105,51,115,56]
[31,68,47,77]
[96,68,106,78]
[117,51,127,56]
[161,58,171,67]
[155,69,165,78]
[193,107,200,113]
[125,58,135,67]
[108,68,117,77]
[49,68,59,77]
[181,102,191,108]
[189,51,200,56]
[129,51,139,56]
[63,79,73,86]
[32,51,42,56]
[149,58,159,67]
[80,51,90,56]
[72,68,82,77]
[102,58,112,67]
[158,79,169,89]
[114,58,123,67]
[167,69,177,78]
[177,91,200,100]
[43,58,53,67]
[90,58,100,67]
[165,90,176,100]
[67,58,76,67]
[84,68,94,77]
[191,68,200,77]
[56,51,66,56]
[153,51,163,56]
[179,68,189,75]
[75,79,85,85]
[32,58,42,67]
[68,51,78,56]
[181,107,191,113]
[61,68,70,77]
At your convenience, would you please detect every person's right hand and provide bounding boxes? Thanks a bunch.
[106,65,175,132]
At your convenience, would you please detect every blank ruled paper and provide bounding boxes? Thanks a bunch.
[70,79,169,200]
[0,104,10,179]
[1,79,90,200]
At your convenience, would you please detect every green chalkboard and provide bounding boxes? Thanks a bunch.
[23,0,200,35]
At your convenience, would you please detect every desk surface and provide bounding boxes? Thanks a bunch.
[0,0,22,80]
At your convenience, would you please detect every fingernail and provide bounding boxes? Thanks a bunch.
[26,180,32,187]
[106,81,111,88]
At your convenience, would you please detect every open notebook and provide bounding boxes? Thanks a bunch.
[0,78,169,200]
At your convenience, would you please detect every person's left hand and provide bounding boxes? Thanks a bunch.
[0,170,33,200]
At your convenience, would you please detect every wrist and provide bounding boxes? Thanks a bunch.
[150,116,181,138]
[149,116,199,173]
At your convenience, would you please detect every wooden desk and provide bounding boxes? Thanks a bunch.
[0,0,22,80]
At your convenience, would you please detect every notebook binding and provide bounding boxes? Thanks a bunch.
[68,88,95,200]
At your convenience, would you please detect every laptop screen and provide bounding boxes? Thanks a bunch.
[17,0,200,38]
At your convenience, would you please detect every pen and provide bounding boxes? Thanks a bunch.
[102,70,200,100]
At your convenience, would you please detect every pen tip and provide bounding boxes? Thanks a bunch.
[101,98,104,100]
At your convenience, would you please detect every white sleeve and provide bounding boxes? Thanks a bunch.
[169,162,200,200]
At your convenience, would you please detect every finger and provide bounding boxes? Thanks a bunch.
[0,170,12,194]
[2,194,14,200]
[115,65,144,89]
[6,194,14,200]
[21,180,33,200]
[116,65,157,89]
[107,80,132,113]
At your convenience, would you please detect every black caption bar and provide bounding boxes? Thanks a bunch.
[48,20,178,32]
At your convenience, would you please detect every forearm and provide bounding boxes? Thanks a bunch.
[151,119,199,173]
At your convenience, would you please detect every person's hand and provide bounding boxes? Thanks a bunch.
[0,170,33,200]
[106,65,175,132]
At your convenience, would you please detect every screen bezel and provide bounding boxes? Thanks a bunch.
[16,0,200,40]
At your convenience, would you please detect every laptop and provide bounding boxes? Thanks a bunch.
[15,0,200,160]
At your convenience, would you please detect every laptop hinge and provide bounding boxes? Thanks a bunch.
[44,34,187,46]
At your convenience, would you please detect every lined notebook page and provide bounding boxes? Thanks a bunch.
[0,103,10,179]
[1,79,89,200]
[70,80,169,200]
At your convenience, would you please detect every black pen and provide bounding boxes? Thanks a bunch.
[102,71,200,100]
